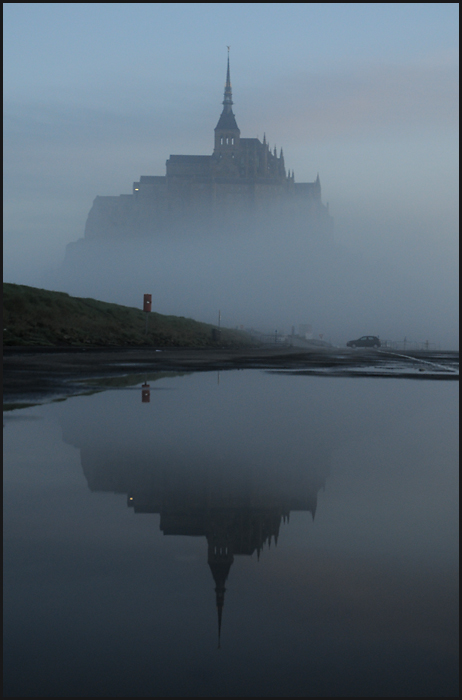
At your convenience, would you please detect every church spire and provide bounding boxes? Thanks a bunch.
[223,46,233,111]
[214,49,240,150]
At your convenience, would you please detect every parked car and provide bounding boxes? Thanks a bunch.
[346,335,381,348]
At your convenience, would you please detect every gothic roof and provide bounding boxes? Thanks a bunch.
[215,109,239,131]
[168,155,212,162]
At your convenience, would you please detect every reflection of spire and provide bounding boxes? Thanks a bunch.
[207,537,234,649]
[216,581,225,649]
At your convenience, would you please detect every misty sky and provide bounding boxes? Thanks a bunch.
[3,3,459,345]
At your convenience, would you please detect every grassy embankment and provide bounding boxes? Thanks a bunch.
[3,283,253,348]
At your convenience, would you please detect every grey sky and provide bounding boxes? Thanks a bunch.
[3,3,459,345]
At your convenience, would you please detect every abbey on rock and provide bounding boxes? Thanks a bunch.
[84,52,333,239]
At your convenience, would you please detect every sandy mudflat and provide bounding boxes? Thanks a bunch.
[3,345,458,405]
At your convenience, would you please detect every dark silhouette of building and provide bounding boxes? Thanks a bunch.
[78,449,325,646]
[84,51,332,239]
[128,490,321,647]
[66,433,326,646]
[58,376,331,646]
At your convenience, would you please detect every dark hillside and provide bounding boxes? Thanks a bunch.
[3,284,253,348]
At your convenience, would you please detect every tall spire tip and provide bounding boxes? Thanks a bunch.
[222,48,233,108]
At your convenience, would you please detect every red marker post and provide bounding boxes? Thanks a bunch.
[143,294,152,334]
[141,382,150,403]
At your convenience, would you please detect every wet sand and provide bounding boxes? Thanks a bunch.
[3,345,459,405]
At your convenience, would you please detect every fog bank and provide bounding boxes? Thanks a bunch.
[36,210,459,349]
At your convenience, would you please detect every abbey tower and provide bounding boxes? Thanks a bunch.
[84,53,332,239]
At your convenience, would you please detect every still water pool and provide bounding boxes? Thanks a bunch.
[3,371,459,697]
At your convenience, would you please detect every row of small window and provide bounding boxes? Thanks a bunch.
[220,136,235,145]
[213,546,230,555]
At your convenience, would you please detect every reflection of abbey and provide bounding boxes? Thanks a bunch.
[85,53,332,239]
[91,464,325,646]
[58,372,331,646]
[63,409,328,646]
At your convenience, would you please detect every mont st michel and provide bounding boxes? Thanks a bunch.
[83,53,333,241]
[56,53,334,325]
